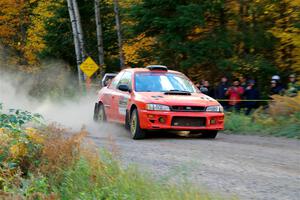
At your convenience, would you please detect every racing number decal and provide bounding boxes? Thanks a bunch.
[118,96,128,116]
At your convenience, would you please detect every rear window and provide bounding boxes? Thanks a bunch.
[134,72,197,93]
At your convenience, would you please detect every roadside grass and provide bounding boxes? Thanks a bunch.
[225,111,300,139]
[224,93,300,139]
[0,104,223,200]
[55,154,217,200]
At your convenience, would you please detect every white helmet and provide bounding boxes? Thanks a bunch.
[272,75,280,80]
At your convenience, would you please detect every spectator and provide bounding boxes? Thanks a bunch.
[286,74,299,97]
[195,79,204,90]
[239,75,248,109]
[226,80,244,111]
[271,75,280,82]
[195,82,201,90]
[244,80,260,115]
[239,75,247,90]
[270,80,284,96]
[200,81,214,97]
[215,76,230,109]
[199,84,208,94]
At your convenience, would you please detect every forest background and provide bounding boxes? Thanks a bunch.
[0,0,299,98]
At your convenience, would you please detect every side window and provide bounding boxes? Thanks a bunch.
[109,71,124,89]
[117,71,132,89]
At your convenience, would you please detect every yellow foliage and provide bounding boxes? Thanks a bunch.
[25,127,44,144]
[24,0,60,65]
[269,0,300,73]
[123,33,156,66]
[0,0,27,49]
[269,92,300,116]
[10,143,28,158]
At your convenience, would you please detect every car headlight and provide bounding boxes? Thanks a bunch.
[146,104,170,111]
[206,105,223,113]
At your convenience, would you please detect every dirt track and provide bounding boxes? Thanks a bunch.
[89,124,300,200]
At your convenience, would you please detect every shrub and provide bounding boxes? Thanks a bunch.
[225,94,300,139]
[1,103,221,200]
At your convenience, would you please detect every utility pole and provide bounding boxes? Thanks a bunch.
[113,0,125,69]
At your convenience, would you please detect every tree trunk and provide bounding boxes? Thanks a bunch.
[94,0,105,69]
[72,0,86,63]
[113,0,125,69]
[67,0,82,86]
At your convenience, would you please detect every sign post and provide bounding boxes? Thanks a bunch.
[80,57,100,93]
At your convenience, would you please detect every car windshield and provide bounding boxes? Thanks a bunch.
[134,72,197,93]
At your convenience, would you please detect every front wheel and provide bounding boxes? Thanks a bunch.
[130,109,146,139]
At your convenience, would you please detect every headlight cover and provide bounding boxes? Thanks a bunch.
[146,104,170,111]
[206,105,224,113]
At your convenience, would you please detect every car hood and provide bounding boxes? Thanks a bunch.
[134,92,219,106]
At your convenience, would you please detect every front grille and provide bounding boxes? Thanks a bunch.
[171,117,206,127]
[170,106,205,112]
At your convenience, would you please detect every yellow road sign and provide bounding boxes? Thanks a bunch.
[80,57,99,78]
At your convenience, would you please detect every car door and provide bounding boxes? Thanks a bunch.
[103,71,124,121]
[114,71,132,123]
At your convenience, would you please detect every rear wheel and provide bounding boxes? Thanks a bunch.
[93,103,106,123]
[130,109,146,139]
[93,103,99,121]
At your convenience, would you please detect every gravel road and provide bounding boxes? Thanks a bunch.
[88,124,300,200]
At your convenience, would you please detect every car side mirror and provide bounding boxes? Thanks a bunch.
[102,80,109,87]
[118,84,131,92]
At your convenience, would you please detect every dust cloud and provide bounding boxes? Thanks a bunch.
[0,58,109,137]
[0,44,126,140]
[0,70,97,129]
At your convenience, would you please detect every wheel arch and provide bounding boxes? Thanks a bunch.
[125,104,137,130]
[129,104,137,115]
[127,104,137,120]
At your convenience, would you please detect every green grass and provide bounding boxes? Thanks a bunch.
[224,112,300,139]
[54,154,218,200]
[2,149,224,200]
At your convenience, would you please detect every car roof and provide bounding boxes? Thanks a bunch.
[122,68,182,74]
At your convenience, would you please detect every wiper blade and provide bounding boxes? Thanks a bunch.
[164,90,191,95]
[168,89,191,93]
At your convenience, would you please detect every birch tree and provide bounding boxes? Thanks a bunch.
[72,0,86,63]
[94,0,105,70]
[67,0,82,85]
[113,0,125,69]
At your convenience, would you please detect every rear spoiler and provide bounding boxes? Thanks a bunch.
[101,73,117,87]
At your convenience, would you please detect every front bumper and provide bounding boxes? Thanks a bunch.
[139,110,224,131]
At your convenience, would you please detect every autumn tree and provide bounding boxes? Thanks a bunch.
[24,0,59,66]
[269,0,300,74]
[0,0,37,66]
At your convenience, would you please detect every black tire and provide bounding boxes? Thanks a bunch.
[93,103,99,121]
[93,103,106,123]
[125,110,130,130]
[130,109,146,139]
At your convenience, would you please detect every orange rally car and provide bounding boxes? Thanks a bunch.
[93,65,224,139]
